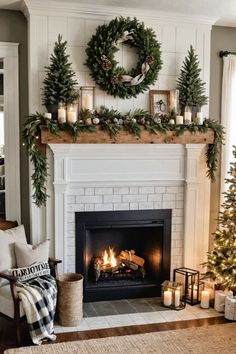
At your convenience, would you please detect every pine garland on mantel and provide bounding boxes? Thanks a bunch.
[22,107,224,207]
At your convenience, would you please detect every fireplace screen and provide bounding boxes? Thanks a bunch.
[76,209,171,302]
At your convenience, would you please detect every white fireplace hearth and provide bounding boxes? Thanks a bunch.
[42,143,210,276]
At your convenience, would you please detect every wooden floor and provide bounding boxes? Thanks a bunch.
[0,316,231,354]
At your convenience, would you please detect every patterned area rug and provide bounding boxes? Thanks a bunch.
[4,323,236,354]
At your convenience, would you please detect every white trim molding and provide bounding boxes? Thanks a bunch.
[0,42,21,224]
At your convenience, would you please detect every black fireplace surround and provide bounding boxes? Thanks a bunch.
[76,209,171,302]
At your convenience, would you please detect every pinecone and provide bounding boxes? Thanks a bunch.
[111,75,122,84]
[145,55,155,65]
[101,55,112,71]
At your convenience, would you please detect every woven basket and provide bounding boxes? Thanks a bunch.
[57,273,84,327]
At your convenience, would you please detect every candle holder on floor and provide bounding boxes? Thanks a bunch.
[161,280,186,311]
[173,267,204,306]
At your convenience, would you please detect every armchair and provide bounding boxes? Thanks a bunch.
[0,219,61,345]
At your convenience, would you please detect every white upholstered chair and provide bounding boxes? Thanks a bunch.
[0,219,61,345]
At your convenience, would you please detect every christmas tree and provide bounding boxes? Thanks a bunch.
[176,45,208,110]
[203,145,236,294]
[42,34,78,106]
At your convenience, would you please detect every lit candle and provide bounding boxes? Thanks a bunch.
[169,119,175,125]
[189,284,198,300]
[82,94,93,111]
[175,289,180,307]
[200,290,210,309]
[176,115,183,125]
[44,112,52,119]
[58,107,66,123]
[164,290,172,306]
[67,111,77,123]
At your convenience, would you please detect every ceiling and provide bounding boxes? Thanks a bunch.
[1,0,236,27]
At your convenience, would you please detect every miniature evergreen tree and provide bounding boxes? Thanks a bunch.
[176,45,208,110]
[203,146,236,294]
[42,34,78,106]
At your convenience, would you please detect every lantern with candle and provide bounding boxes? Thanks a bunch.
[161,280,185,310]
[169,89,179,116]
[173,267,204,306]
[80,86,95,111]
[67,101,78,123]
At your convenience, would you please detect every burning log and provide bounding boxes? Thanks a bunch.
[120,250,145,267]
[121,259,138,271]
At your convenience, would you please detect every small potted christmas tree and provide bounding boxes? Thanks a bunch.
[42,34,78,119]
[177,45,208,115]
[203,145,236,296]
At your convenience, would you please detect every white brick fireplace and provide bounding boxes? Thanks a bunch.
[47,143,210,276]
[23,1,216,277]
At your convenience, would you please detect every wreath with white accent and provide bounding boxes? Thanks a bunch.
[85,17,162,99]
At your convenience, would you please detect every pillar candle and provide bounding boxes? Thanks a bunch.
[175,289,180,307]
[189,284,198,300]
[82,94,93,111]
[169,119,175,125]
[44,112,52,119]
[164,290,172,306]
[58,108,66,123]
[67,111,77,123]
[200,290,210,309]
[184,111,192,123]
[196,112,203,125]
[176,115,183,125]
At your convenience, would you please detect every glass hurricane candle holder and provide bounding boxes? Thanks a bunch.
[173,267,204,305]
[161,280,185,311]
[80,86,95,111]
[58,102,66,124]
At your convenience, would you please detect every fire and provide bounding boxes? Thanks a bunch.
[103,247,117,267]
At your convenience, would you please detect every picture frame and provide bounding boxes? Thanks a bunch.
[149,90,170,115]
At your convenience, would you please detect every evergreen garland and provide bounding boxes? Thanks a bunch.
[177,45,208,110]
[42,34,78,106]
[202,146,236,293]
[85,17,162,99]
[22,107,224,207]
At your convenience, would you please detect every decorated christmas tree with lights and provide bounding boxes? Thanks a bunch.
[203,146,236,294]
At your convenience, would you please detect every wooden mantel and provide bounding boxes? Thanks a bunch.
[40,126,214,145]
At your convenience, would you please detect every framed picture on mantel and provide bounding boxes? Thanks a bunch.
[149,90,170,115]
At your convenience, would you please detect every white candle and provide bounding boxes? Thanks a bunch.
[169,119,175,125]
[189,284,198,300]
[164,290,172,306]
[58,108,66,123]
[200,290,210,309]
[184,111,192,123]
[176,115,183,125]
[82,94,93,111]
[175,289,180,307]
[44,112,52,119]
[196,112,203,125]
[67,111,77,123]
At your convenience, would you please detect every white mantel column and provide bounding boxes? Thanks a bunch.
[184,144,211,271]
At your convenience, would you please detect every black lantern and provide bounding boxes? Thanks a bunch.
[173,267,204,306]
[161,280,186,310]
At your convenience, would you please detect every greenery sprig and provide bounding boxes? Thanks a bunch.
[22,107,224,207]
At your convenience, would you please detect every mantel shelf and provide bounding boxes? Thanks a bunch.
[40,126,214,145]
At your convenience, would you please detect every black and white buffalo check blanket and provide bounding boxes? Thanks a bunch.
[16,275,57,345]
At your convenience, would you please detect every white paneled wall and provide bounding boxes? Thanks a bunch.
[26,5,212,117]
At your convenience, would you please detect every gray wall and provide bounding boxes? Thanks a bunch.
[209,25,236,244]
[0,10,29,239]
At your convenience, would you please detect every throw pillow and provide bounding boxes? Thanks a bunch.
[9,261,51,282]
[14,239,50,268]
[0,225,27,286]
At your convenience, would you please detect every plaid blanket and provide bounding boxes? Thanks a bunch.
[16,275,57,345]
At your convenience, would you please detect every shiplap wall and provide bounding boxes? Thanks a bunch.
[27,10,211,117]
[24,2,214,245]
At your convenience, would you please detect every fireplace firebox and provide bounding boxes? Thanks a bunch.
[76,209,171,302]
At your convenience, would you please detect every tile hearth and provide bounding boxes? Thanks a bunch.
[54,297,223,333]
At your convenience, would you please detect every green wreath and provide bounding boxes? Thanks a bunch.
[85,17,162,99]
